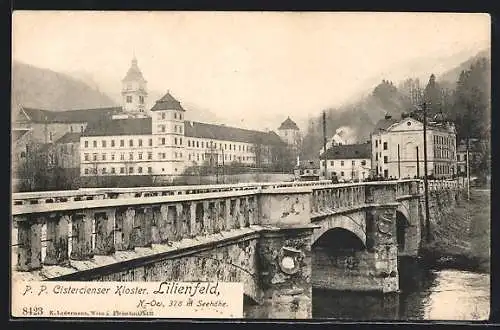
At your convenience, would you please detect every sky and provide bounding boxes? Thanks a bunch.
[12,11,490,128]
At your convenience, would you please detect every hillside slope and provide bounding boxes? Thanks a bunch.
[12,61,117,111]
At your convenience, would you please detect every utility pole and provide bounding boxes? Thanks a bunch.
[322,111,327,180]
[422,102,431,243]
[416,146,420,178]
[397,143,401,179]
[466,137,470,200]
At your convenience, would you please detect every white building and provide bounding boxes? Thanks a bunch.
[371,114,457,179]
[79,57,287,180]
[320,143,371,181]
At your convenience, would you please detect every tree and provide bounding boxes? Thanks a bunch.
[424,74,443,115]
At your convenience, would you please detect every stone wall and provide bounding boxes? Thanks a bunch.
[83,237,260,302]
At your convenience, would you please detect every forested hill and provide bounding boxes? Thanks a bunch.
[12,61,117,111]
[300,48,491,160]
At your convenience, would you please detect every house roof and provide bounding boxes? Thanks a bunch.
[56,132,82,144]
[123,57,146,82]
[184,121,284,146]
[82,118,152,136]
[151,92,185,112]
[278,117,299,130]
[296,159,319,169]
[373,117,399,133]
[322,143,371,160]
[20,106,121,124]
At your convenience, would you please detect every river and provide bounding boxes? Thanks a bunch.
[312,260,490,320]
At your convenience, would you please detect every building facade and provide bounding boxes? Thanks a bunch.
[371,114,457,179]
[320,143,372,181]
[79,57,288,180]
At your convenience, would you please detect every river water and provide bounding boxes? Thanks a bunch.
[312,261,490,321]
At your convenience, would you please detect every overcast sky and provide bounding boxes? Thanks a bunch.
[12,11,490,125]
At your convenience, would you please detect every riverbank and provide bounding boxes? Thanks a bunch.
[420,188,490,273]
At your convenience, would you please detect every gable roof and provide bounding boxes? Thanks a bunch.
[55,132,82,144]
[278,117,299,130]
[20,106,121,124]
[151,92,185,112]
[82,118,152,136]
[184,121,284,146]
[373,117,399,133]
[322,143,371,160]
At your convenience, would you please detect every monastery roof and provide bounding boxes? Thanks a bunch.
[278,117,299,130]
[82,118,152,136]
[184,121,284,146]
[55,132,82,144]
[322,143,371,160]
[151,92,185,112]
[20,107,120,124]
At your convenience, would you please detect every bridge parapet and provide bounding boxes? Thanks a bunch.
[12,189,261,272]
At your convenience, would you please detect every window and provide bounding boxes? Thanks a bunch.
[102,154,106,161]
[179,126,183,134]
[138,139,142,147]
[457,155,460,161]
[81,125,84,133]
[129,167,134,174]
[179,113,182,120]
[149,138,152,146]
[229,144,231,150]
[148,167,152,173]
[361,160,366,166]
[102,168,106,174]
[111,140,115,147]
[375,140,378,148]
[129,153,133,160]
[129,139,133,147]
[375,154,378,161]
[330,161,334,166]
[188,140,191,147]
[148,152,152,160]
[111,167,115,174]
[139,96,144,104]
[341,161,344,166]
[161,112,166,120]
[120,140,124,147]
[161,125,166,133]
[138,153,143,160]
[174,113,177,119]
[384,169,388,178]
[340,171,344,176]
[202,142,204,148]
[111,154,115,161]
[126,95,132,103]
[138,167,143,173]
[352,160,355,166]
[174,137,178,145]
[20,151,26,158]
[102,140,106,148]
[93,141,97,148]
[120,153,125,160]
[84,153,89,161]
[84,141,88,148]
[179,138,182,145]
[161,138,165,145]
[163,153,166,159]
[383,142,388,150]
[384,156,388,164]
[120,167,125,174]
[93,153,98,161]
[197,141,199,148]
[84,168,89,175]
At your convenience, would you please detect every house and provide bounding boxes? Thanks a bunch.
[371,113,457,179]
[320,142,371,182]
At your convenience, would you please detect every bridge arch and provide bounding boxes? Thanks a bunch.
[311,212,366,247]
[396,210,410,252]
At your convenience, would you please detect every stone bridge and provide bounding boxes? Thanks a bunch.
[11,179,462,318]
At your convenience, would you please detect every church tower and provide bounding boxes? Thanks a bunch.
[121,56,148,116]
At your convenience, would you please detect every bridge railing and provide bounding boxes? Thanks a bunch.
[418,179,462,192]
[12,180,334,208]
[12,189,261,272]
